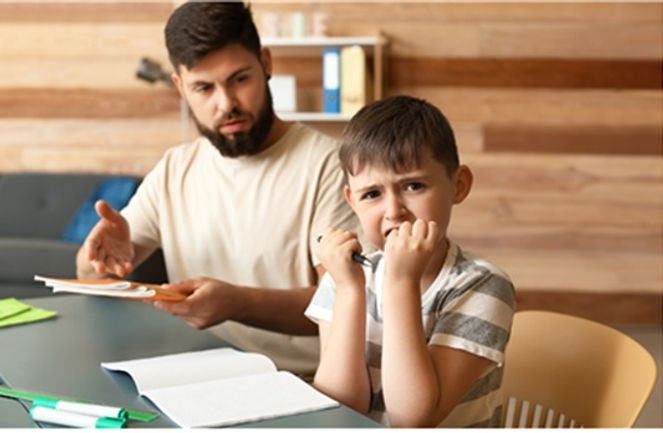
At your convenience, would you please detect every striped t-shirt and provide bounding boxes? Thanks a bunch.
[305,241,515,427]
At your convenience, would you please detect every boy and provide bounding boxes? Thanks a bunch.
[305,96,515,427]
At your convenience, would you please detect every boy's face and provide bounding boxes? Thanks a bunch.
[344,148,472,250]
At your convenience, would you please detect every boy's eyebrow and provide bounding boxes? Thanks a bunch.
[350,172,433,194]
[352,184,380,195]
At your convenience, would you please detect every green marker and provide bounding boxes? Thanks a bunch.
[34,397,127,419]
[30,405,127,429]
[0,385,157,422]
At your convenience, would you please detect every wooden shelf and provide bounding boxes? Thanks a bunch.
[265,35,387,123]
[262,36,385,48]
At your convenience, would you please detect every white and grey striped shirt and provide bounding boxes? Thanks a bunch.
[305,241,515,427]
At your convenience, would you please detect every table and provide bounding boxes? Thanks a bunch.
[0,295,379,428]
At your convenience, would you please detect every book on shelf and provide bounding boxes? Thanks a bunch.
[340,45,372,116]
[102,348,339,428]
[322,47,340,113]
[33,275,185,301]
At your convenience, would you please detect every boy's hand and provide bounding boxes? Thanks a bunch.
[316,228,365,292]
[384,219,439,290]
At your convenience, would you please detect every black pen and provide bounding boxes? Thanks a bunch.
[316,235,372,268]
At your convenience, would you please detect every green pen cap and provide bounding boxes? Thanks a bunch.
[32,398,58,409]
[96,417,127,428]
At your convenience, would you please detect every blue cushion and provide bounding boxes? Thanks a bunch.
[61,177,138,244]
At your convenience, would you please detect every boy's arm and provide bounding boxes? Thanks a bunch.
[381,285,494,427]
[313,290,371,414]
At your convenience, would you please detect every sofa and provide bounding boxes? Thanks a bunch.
[0,172,166,299]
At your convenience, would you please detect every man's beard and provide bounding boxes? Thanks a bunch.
[193,86,275,158]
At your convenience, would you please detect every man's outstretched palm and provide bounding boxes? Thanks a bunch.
[83,200,135,277]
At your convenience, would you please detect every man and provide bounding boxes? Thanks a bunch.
[76,2,358,376]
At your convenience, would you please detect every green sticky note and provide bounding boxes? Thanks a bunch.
[0,298,31,320]
[0,300,56,328]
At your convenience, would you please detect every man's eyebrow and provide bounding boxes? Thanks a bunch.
[226,65,253,81]
[187,66,254,89]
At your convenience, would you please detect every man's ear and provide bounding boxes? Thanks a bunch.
[453,165,473,204]
[171,71,184,97]
[343,185,356,210]
[260,47,273,78]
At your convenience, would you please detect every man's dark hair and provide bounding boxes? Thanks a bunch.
[165,1,261,71]
[339,95,459,178]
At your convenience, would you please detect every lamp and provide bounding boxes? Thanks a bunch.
[135,57,173,86]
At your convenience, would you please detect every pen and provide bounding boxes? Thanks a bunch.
[316,235,371,268]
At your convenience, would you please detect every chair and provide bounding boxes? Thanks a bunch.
[502,310,657,428]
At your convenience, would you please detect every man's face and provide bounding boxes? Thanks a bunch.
[173,44,274,157]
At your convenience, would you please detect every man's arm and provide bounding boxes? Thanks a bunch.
[151,265,326,335]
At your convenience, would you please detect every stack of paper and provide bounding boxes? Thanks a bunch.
[34,275,184,301]
[0,298,56,328]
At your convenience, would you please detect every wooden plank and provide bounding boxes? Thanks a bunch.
[6,56,660,91]
[0,23,166,58]
[484,125,663,155]
[252,3,663,24]
[0,59,172,89]
[388,58,662,90]
[0,145,167,176]
[455,153,663,228]
[390,87,663,127]
[446,153,662,295]
[453,226,660,255]
[0,118,189,175]
[482,22,662,60]
[307,20,661,59]
[515,293,662,325]
[0,119,185,149]
[0,2,174,22]
[459,247,662,294]
[0,88,181,118]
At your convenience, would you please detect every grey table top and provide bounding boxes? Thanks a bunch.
[0,295,379,428]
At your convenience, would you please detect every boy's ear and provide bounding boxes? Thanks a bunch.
[453,165,473,204]
[343,185,356,210]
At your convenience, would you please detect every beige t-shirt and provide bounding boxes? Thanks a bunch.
[122,123,359,375]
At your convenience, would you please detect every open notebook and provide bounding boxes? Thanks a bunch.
[101,348,338,427]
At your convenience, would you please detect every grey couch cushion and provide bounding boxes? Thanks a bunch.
[0,172,116,239]
[0,238,78,282]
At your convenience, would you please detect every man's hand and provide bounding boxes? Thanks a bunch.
[316,228,365,293]
[152,277,241,329]
[384,219,439,290]
[79,200,134,277]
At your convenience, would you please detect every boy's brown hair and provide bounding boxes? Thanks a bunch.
[339,95,459,178]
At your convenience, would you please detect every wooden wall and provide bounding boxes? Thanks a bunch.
[0,2,661,322]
